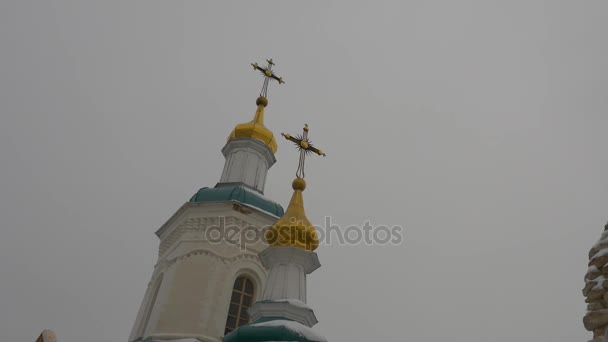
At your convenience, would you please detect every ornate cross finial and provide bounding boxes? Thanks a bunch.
[282,124,325,179]
[251,58,285,98]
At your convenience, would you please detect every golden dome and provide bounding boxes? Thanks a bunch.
[227,96,278,153]
[264,177,319,251]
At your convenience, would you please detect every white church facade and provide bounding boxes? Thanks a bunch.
[128,60,327,342]
[129,103,282,341]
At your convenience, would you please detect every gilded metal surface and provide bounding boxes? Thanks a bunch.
[265,178,319,251]
[228,96,278,153]
[265,125,326,251]
[281,124,326,179]
[251,59,284,98]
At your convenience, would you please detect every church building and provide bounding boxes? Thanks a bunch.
[128,60,327,342]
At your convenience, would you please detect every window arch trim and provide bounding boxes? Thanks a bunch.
[224,274,256,335]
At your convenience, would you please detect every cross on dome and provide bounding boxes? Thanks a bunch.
[251,58,285,98]
[281,124,325,179]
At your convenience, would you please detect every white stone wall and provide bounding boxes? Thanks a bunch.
[129,202,277,342]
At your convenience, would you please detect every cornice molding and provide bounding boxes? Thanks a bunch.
[156,202,279,240]
[249,300,319,327]
[158,214,270,257]
[155,247,261,274]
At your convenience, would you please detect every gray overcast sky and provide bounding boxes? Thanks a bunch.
[1,1,607,341]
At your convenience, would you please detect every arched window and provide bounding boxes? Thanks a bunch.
[224,276,255,335]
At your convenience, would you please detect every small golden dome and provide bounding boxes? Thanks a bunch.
[228,96,277,153]
[256,96,268,107]
[265,177,319,251]
[292,177,306,191]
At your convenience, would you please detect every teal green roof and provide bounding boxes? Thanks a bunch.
[223,318,325,342]
[189,186,284,217]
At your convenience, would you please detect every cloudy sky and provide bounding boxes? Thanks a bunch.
[1,1,607,341]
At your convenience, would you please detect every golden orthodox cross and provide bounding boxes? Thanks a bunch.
[282,124,326,179]
[251,59,285,98]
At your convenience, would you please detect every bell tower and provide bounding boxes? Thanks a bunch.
[129,60,286,342]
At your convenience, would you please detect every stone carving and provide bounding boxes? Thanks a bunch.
[35,330,57,342]
[584,223,608,342]
[148,248,261,286]
[159,216,255,256]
